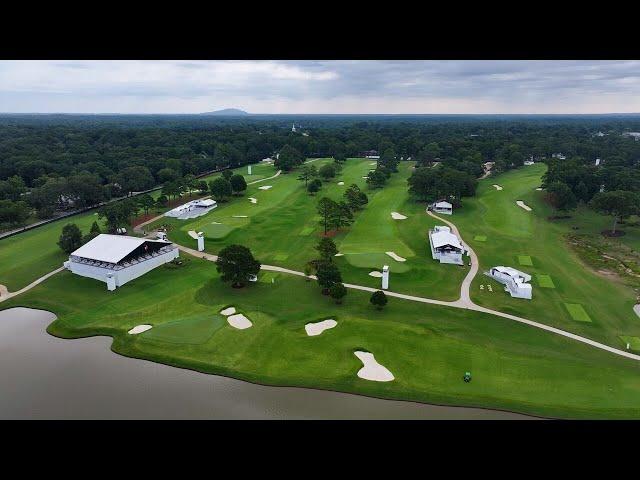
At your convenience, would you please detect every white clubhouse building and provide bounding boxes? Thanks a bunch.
[165,198,217,220]
[431,200,453,215]
[64,234,179,291]
[485,266,532,300]
[428,226,464,265]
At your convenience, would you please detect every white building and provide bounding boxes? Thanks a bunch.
[431,200,453,215]
[595,158,602,166]
[428,226,464,265]
[64,234,179,291]
[485,266,532,300]
[164,198,217,220]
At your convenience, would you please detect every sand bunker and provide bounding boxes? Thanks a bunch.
[354,351,394,382]
[249,197,258,204]
[369,162,377,166]
[232,215,248,218]
[220,307,236,316]
[227,313,252,329]
[385,251,406,262]
[338,181,345,185]
[362,176,369,179]
[516,200,532,211]
[305,319,337,336]
[369,271,383,278]
[258,185,272,190]
[334,253,344,257]
[128,325,152,335]
[634,304,640,319]
[390,212,407,220]
[492,184,503,190]
[188,231,199,239]
[536,188,543,191]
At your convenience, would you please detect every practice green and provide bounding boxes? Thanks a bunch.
[536,274,556,288]
[564,303,592,323]
[518,255,533,267]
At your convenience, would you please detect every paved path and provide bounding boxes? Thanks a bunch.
[0,266,65,303]
[133,170,282,234]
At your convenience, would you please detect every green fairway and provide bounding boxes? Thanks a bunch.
[536,274,556,288]
[343,253,411,273]
[299,226,315,236]
[5,253,640,419]
[474,235,487,242]
[259,272,279,283]
[273,253,289,261]
[518,255,533,266]
[564,303,592,323]
[454,163,640,348]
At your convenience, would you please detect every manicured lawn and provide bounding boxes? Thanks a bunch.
[454,163,640,348]
[474,235,487,242]
[564,303,592,323]
[536,274,556,289]
[5,254,640,419]
[619,336,640,352]
[518,255,533,267]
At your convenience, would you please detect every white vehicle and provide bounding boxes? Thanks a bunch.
[156,231,168,241]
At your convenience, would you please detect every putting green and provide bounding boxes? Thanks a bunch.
[564,303,592,323]
[142,314,225,345]
[619,336,640,352]
[518,255,533,267]
[200,223,233,239]
[474,235,487,242]
[536,274,556,288]
[342,253,411,273]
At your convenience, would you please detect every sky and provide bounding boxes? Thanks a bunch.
[1,60,640,114]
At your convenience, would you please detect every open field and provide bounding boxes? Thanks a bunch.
[3,254,640,419]
[454,163,640,348]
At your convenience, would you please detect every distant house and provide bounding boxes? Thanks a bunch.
[551,153,567,160]
[485,266,532,300]
[622,132,640,140]
[430,200,453,215]
[64,234,179,291]
[428,226,464,265]
[595,158,602,166]
[360,150,380,159]
[164,198,217,220]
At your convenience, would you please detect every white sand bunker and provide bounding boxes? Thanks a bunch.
[634,304,640,319]
[369,271,383,278]
[369,162,377,166]
[258,185,272,190]
[334,253,344,257]
[128,324,152,335]
[516,200,532,211]
[188,231,199,239]
[337,181,345,185]
[227,313,253,329]
[362,176,369,179]
[354,351,394,382]
[232,215,248,218]
[492,184,503,190]
[249,197,258,204]
[390,212,407,220]
[305,319,337,336]
[386,251,406,262]
[219,306,236,316]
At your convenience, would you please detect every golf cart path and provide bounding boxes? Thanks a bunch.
[0,266,65,303]
[133,170,282,234]
[174,243,640,361]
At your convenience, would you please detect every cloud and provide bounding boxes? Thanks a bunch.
[1,60,640,113]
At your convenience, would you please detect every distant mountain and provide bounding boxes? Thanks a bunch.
[200,108,249,116]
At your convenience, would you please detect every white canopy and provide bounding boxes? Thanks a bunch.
[70,234,169,264]
[434,201,452,209]
[431,230,463,250]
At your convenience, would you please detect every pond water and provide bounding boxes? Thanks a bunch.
[0,307,535,419]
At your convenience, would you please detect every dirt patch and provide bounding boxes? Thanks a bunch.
[601,230,626,238]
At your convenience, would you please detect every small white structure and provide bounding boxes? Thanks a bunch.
[291,123,297,133]
[485,266,532,300]
[197,232,205,252]
[248,164,252,175]
[595,158,601,166]
[164,198,217,220]
[431,200,453,215]
[64,234,179,291]
[428,226,464,265]
[381,265,389,290]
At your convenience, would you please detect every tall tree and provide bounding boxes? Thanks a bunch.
[317,197,338,235]
[58,223,83,254]
[329,282,347,304]
[316,237,338,261]
[216,244,261,288]
[297,164,318,187]
[590,190,640,234]
[230,174,247,195]
[209,177,232,202]
[315,260,342,295]
[370,290,388,310]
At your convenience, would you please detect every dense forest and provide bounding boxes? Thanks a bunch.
[1,114,639,232]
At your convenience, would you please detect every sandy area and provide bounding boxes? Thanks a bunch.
[220,307,236,316]
[334,253,344,257]
[232,215,248,218]
[128,325,152,335]
[258,185,272,190]
[305,319,337,336]
[338,181,345,185]
[369,271,383,278]
[536,188,543,191]
[492,184,503,190]
[390,212,407,220]
[227,313,253,329]
[249,197,258,204]
[516,200,532,211]
[188,231,199,239]
[369,162,377,166]
[386,251,406,262]
[634,304,640,319]
[354,351,394,382]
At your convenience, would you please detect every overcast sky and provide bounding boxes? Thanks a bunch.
[2,60,640,114]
